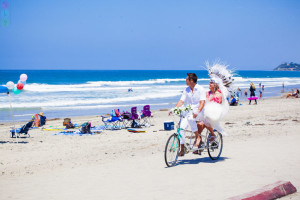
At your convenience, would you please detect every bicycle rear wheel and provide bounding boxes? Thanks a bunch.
[208,131,223,160]
[164,134,180,167]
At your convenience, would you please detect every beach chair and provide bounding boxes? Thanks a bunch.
[140,105,152,126]
[10,120,34,138]
[114,109,129,128]
[101,109,123,130]
[129,107,141,128]
[121,111,131,128]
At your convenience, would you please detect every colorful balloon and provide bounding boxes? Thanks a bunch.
[20,74,28,82]
[12,87,21,94]
[6,81,14,90]
[17,83,24,90]
[18,80,26,86]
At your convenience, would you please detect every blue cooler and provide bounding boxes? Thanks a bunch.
[164,121,174,130]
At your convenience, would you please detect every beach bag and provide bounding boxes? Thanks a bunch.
[122,112,131,119]
[131,120,141,128]
[63,118,71,126]
[80,122,91,134]
[66,122,75,129]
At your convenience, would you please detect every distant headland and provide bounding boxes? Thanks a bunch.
[273,62,300,71]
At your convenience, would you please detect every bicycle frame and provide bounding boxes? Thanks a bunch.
[172,114,213,154]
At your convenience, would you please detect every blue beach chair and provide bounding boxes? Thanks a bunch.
[101,109,124,130]
[10,120,34,138]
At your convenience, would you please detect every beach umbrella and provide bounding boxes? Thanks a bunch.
[0,86,9,93]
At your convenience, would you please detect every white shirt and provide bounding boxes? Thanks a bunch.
[180,84,206,111]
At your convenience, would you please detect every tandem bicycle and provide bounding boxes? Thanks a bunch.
[164,113,223,167]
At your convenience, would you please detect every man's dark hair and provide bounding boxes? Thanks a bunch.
[187,73,197,83]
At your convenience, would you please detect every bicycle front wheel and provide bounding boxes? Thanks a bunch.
[208,131,223,160]
[164,134,180,167]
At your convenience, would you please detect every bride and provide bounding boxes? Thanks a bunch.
[196,63,234,150]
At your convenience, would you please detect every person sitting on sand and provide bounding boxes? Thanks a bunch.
[286,89,299,98]
[39,112,47,126]
[170,73,206,156]
[229,95,237,106]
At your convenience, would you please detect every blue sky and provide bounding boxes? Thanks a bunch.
[0,0,299,70]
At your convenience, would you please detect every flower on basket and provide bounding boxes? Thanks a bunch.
[171,105,192,116]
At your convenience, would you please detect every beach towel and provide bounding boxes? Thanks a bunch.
[53,126,105,135]
[53,130,98,136]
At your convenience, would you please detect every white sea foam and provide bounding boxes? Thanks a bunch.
[1,76,300,112]
[21,79,187,92]
[13,114,34,117]
[43,102,173,111]
[19,77,300,93]
[232,76,300,83]
[24,84,154,92]
[0,91,181,109]
[86,78,186,86]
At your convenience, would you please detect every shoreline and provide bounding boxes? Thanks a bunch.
[0,92,289,126]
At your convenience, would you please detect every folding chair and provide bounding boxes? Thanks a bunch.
[101,109,123,130]
[140,105,152,126]
[129,107,141,127]
[10,120,34,138]
[121,112,131,128]
[114,109,129,129]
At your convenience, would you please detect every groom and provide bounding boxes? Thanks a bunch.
[170,73,206,156]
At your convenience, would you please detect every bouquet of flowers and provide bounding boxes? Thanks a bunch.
[171,105,192,116]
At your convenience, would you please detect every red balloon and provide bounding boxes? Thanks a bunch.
[17,83,24,90]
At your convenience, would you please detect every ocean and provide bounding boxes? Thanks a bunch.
[1,70,300,122]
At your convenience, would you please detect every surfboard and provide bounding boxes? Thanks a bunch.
[34,114,40,127]
[248,97,258,100]
[42,128,65,131]
[127,128,148,133]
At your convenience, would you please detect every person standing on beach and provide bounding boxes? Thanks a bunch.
[249,82,257,104]
[262,85,264,91]
[244,88,248,98]
[259,90,263,99]
[282,82,285,92]
[170,73,206,156]
[236,90,240,100]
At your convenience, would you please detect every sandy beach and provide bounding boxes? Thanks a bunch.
[0,96,300,199]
